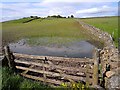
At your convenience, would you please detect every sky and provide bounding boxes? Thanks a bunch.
[0,0,119,22]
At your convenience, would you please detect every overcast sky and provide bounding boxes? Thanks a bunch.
[0,0,119,22]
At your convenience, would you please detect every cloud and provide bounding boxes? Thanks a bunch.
[48,8,62,15]
[1,0,120,2]
[76,5,116,14]
[1,2,118,22]
[43,0,119,2]
[48,6,76,16]
[81,14,116,18]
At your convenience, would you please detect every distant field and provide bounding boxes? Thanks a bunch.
[80,16,118,46]
[2,18,99,46]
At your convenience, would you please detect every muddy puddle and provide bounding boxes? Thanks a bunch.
[9,39,96,58]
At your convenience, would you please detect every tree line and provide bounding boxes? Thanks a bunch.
[28,15,74,19]
[47,15,74,18]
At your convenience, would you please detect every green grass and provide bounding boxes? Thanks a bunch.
[2,18,99,46]
[1,67,91,90]
[1,67,52,90]
[80,16,119,46]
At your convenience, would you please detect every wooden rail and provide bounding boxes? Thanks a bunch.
[15,59,93,74]
[13,53,93,63]
[21,73,63,85]
[16,66,87,81]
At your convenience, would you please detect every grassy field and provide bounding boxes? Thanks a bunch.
[80,16,119,46]
[2,18,100,46]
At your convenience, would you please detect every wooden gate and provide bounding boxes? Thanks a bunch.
[3,46,100,87]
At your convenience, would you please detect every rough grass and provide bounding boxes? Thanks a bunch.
[1,67,90,90]
[80,16,118,46]
[1,67,52,90]
[2,18,99,46]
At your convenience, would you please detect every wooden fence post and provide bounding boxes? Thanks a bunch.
[43,57,47,84]
[93,48,99,86]
[86,60,89,86]
[4,46,15,70]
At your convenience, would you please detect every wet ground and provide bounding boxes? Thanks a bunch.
[9,39,96,58]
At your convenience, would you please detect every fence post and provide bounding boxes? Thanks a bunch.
[93,48,99,86]
[43,57,47,84]
[4,46,15,70]
[86,60,89,86]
